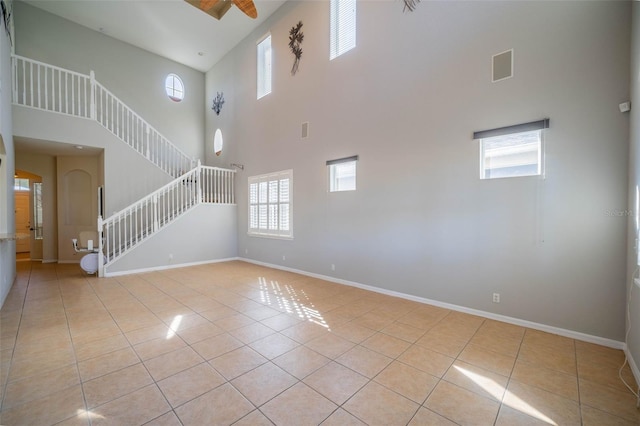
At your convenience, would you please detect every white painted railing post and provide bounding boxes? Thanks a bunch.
[152,195,159,233]
[89,70,96,120]
[11,56,17,104]
[196,160,203,205]
[97,215,104,277]
[145,125,151,159]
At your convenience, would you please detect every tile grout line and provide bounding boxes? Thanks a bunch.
[0,263,31,416]
[81,273,172,424]
[494,324,527,426]
[3,262,638,425]
[58,273,93,425]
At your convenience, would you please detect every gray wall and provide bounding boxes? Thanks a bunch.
[107,204,237,274]
[208,1,631,340]
[13,108,172,215]
[0,5,15,309]
[627,2,640,379]
[14,1,205,161]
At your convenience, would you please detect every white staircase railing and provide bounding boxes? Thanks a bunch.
[11,55,194,178]
[98,163,235,275]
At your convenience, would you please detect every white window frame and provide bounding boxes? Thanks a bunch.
[165,74,184,102]
[14,177,29,191]
[330,0,357,60]
[257,33,272,99]
[475,120,548,180]
[328,155,358,192]
[248,169,293,239]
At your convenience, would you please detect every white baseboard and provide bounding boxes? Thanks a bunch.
[240,257,625,350]
[104,257,240,277]
[42,259,58,264]
[624,345,640,393]
[57,260,80,264]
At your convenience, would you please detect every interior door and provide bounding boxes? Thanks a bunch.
[14,192,30,253]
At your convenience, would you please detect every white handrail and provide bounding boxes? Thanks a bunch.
[11,54,195,178]
[97,164,236,275]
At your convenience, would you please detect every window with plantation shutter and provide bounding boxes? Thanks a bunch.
[248,170,292,239]
[330,0,356,60]
[257,34,272,99]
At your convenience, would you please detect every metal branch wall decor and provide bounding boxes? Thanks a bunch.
[403,0,420,12]
[212,92,225,115]
[288,21,304,76]
[1,0,12,45]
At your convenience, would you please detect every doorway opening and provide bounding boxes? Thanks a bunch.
[14,170,43,261]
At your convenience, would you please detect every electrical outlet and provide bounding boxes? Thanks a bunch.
[331,264,335,271]
[282,255,286,261]
[245,248,248,254]
[493,293,500,303]
[169,253,173,260]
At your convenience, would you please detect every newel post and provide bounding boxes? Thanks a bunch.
[97,215,104,277]
[197,160,203,204]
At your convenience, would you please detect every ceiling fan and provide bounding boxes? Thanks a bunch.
[185,0,257,20]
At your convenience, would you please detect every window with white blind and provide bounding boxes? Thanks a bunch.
[330,0,356,60]
[328,156,357,192]
[257,34,272,99]
[475,119,549,180]
[248,170,292,239]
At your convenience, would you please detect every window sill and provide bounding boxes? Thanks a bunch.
[247,232,293,241]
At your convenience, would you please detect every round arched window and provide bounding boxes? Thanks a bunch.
[214,129,223,156]
[165,74,184,102]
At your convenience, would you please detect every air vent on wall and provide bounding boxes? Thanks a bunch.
[301,122,309,139]
[492,49,513,82]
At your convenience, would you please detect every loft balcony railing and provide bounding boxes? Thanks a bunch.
[11,55,195,178]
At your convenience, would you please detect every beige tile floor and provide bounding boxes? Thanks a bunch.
[0,260,638,425]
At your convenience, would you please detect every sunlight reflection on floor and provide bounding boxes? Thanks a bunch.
[76,409,105,420]
[259,277,330,330]
[166,314,183,339]
[454,365,557,425]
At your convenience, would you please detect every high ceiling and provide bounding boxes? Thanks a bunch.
[22,0,287,72]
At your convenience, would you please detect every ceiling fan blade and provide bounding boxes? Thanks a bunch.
[199,0,219,11]
[185,0,232,20]
[232,0,257,19]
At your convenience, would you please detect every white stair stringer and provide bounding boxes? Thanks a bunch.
[104,203,238,276]
[99,164,236,276]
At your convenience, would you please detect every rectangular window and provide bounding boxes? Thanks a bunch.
[249,169,292,238]
[328,156,357,192]
[33,182,43,239]
[475,119,548,180]
[14,178,29,191]
[330,0,356,60]
[257,34,272,99]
